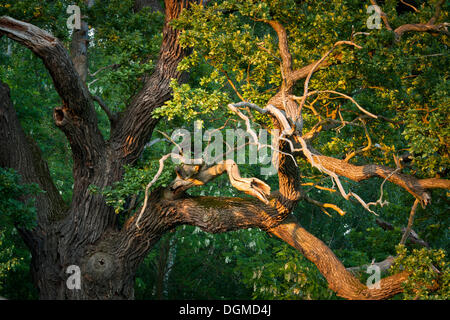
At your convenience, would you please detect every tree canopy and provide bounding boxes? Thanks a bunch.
[0,0,449,300]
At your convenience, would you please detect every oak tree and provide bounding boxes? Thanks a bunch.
[0,0,448,299]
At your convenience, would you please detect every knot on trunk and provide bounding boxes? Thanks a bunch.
[86,252,116,281]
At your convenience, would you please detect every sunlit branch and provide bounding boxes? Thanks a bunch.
[370,0,449,40]
[344,120,373,162]
[227,102,298,165]
[292,90,378,120]
[304,196,346,216]
[302,181,337,194]
[231,99,378,215]
[400,0,418,13]
[296,41,362,119]
[366,167,401,209]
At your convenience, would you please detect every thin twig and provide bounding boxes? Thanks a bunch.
[400,199,420,245]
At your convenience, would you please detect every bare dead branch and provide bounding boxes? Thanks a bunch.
[136,153,174,228]
[296,135,379,215]
[292,90,378,120]
[171,159,271,203]
[307,154,450,205]
[227,102,298,165]
[400,0,419,13]
[366,168,401,208]
[136,155,271,228]
[231,100,380,215]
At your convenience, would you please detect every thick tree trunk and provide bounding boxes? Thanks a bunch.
[0,0,189,300]
[0,81,124,299]
[30,227,138,300]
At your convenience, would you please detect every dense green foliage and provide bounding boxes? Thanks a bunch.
[0,0,448,299]
[0,168,39,299]
[391,244,449,299]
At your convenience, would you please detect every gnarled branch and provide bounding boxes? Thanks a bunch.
[369,0,449,40]
[0,16,106,192]
[270,215,410,300]
[120,188,413,300]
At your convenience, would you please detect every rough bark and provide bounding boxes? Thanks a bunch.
[109,0,189,164]
[1,0,448,301]
[69,0,95,82]
[0,0,190,299]
[371,0,449,40]
[270,215,410,300]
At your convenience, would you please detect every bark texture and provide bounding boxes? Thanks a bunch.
[0,0,190,299]
[0,0,448,300]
